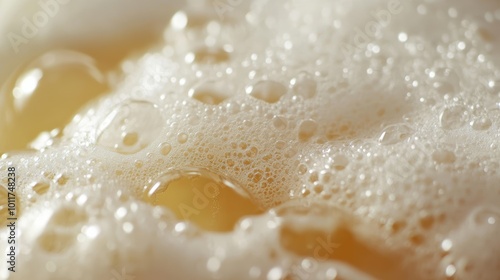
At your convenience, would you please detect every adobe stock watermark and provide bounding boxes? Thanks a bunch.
[7,0,72,54]
[289,234,340,280]
[177,181,221,220]
[341,0,403,58]
[212,0,243,20]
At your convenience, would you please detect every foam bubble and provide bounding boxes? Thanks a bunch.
[96,100,164,154]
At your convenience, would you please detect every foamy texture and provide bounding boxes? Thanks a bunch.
[1,0,500,279]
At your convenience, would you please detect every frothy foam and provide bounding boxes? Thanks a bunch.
[1,0,500,279]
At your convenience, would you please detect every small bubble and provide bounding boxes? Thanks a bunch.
[267,267,283,280]
[378,124,414,145]
[298,164,308,175]
[445,264,457,278]
[432,149,456,164]
[470,206,500,226]
[178,133,189,144]
[189,80,231,105]
[134,160,144,168]
[389,220,406,233]
[159,142,172,156]
[32,182,50,195]
[301,258,317,271]
[331,154,349,170]
[448,7,458,18]
[440,106,467,130]
[168,7,219,31]
[409,234,424,246]
[275,141,286,150]
[122,132,139,146]
[247,80,287,103]
[433,81,455,95]
[83,225,101,239]
[172,221,200,237]
[325,268,338,279]
[398,32,408,42]
[238,218,253,231]
[470,117,492,131]
[97,100,164,154]
[290,72,317,99]
[486,79,500,95]
[114,207,128,220]
[298,119,318,141]
[170,10,189,30]
[123,222,134,233]
[56,174,69,185]
[186,46,231,64]
[441,239,453,252]
[207,257,221,272]
[456,41,466,51]
[272,116,287,130]
[76,195,88,206]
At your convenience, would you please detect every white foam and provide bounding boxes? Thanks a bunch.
[1,0,500,279]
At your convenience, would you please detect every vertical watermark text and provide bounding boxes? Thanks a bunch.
[5,166,17,273]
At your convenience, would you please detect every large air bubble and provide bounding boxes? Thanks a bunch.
[143,168,263,232]
[0,50,109,153]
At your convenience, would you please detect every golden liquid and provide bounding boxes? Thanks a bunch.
[143,168,263,232]
[280,226,406,279]
[0,50,109,153]
[275,202,407,279]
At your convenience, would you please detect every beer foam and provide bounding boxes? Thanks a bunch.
[1,0,500,279]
